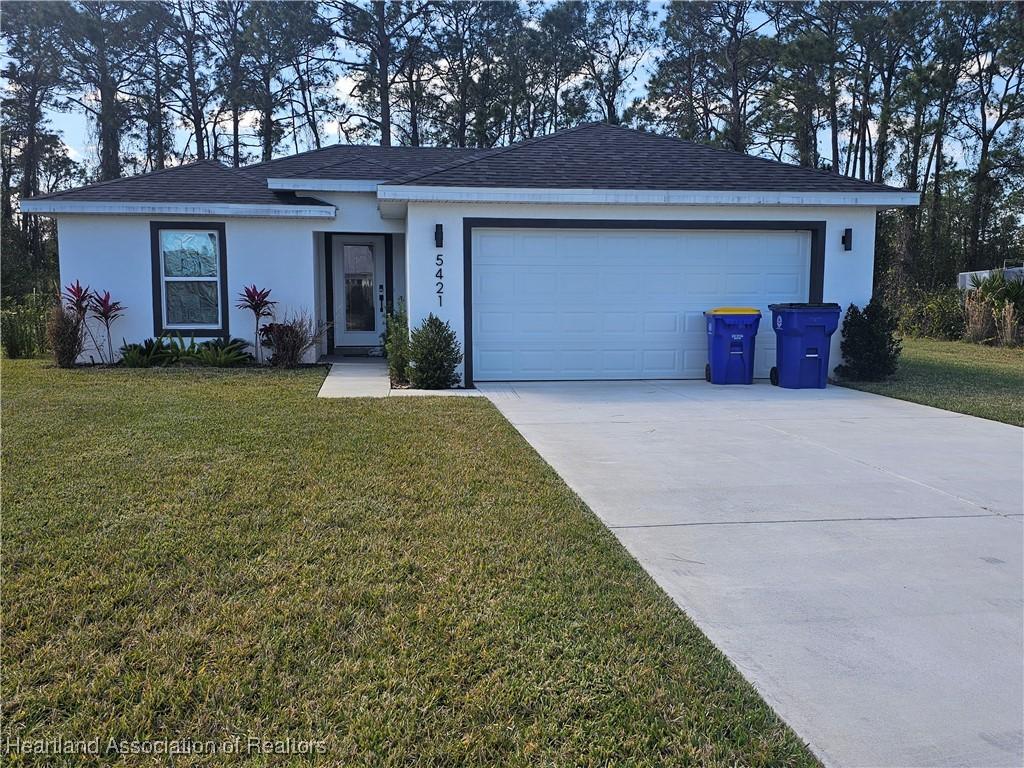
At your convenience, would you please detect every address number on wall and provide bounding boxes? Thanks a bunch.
[435,253,444,307]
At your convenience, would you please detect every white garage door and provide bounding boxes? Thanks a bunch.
[472,227,810,381]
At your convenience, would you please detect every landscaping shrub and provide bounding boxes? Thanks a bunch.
[407,313,462,389]
[963,291,995,343]
[119,336,252,367]
[899,288,965,340]
[120,337,172,368]
[236,285,276,363]
[260,310,326,367]
[834,300,902,382]
[383,301,411,385]
[993,303,1022,347]
[1,294,52,359]
[961,272,1024,345]
[195,337,252,366]
[158,334,201,365]
[88,290,125,364]
[46,305,84,368]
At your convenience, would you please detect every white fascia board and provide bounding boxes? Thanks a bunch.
[267,177,385,193]
[376,185,921,208]
[20,200,337,218]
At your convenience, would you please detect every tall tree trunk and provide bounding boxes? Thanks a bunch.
[153,37,166,170]
[374,1,391,146]
[231,106,240,167]
[261,73,274,161]
[874,72,892,184]
[98,76,121,180]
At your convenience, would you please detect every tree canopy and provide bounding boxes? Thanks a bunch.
[2,0,1022,301]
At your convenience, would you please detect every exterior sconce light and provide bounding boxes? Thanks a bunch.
[434,224,444,248]
[842,228,853,251]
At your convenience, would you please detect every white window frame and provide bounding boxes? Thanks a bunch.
[151,222,229,336]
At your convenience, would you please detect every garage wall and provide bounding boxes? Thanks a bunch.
[404,202,878,384]
[56,214,320,362]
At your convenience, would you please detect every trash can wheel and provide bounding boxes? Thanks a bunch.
[705,363,711,382]
[770,366,779,386]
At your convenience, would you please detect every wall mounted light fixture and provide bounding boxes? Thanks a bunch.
[841,228,853,251]
[434,224,444,248]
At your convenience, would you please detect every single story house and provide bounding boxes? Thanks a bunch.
[23,122,919,385]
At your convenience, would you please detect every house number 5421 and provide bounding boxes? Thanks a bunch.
[435,253,444,307]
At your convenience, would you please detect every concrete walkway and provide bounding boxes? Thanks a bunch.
[480,380,1024,768]
[317,358,483,398]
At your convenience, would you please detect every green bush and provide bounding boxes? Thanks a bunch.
[120,337,172,368]
[834,300,902,382]
[120,336,252,367]
[1,294,52,358]
[383,302,411,385]
[407,314,462,389]
[899,288,965,340]
[194,337,252,366]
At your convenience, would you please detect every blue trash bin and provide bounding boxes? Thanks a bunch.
[768,303,842,388]
[704,307,762,385]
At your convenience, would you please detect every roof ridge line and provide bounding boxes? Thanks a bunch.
[382,122,603,187]
[29,158,222,201]
[289,153,399,180]
[242,140,481,175]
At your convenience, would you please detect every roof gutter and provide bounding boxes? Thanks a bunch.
[20,200,337,218]
[376,185,921,208]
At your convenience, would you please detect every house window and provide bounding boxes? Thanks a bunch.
[151,222,228,335]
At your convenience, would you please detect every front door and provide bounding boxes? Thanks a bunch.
[333,236,386,349]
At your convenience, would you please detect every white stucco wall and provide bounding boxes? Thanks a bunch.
[53,196,881,375]
[57,214,321,362]
[404,202,880,384]
[54,191,409,362]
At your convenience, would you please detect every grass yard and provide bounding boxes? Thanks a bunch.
[1,360,816,767]
[841,337,1024,426]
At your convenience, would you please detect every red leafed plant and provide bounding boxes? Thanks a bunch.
[62,280,92,318]
[61,280,103,362]
[89,290,126,364]
[236,285,276,363]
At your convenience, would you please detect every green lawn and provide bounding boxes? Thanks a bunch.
[1,360,816,767]
[841,337,1024,426]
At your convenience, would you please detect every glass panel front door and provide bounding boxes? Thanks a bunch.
[343,245,375,332]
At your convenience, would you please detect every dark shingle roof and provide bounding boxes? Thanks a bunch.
[386,122,910,194]
[29,124,911,205]
[29,160,332,206]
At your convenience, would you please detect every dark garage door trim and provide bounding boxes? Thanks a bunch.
[462,217,827,387]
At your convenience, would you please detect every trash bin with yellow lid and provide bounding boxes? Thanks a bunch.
[703,307,761,384]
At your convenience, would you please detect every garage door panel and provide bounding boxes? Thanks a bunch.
[765,272,802,294]
[473,228,809,381]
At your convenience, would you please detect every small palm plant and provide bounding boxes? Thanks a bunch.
[236,285,276,363]
[88,290,125,364]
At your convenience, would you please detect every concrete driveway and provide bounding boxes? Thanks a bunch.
[479,381,1024,768]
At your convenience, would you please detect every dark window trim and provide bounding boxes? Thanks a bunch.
[324,232,335,350]
[150,221,229,337]
[462,217,826,387]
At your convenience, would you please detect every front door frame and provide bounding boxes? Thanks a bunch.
[324,232,394,352]
[461,217,826,387]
